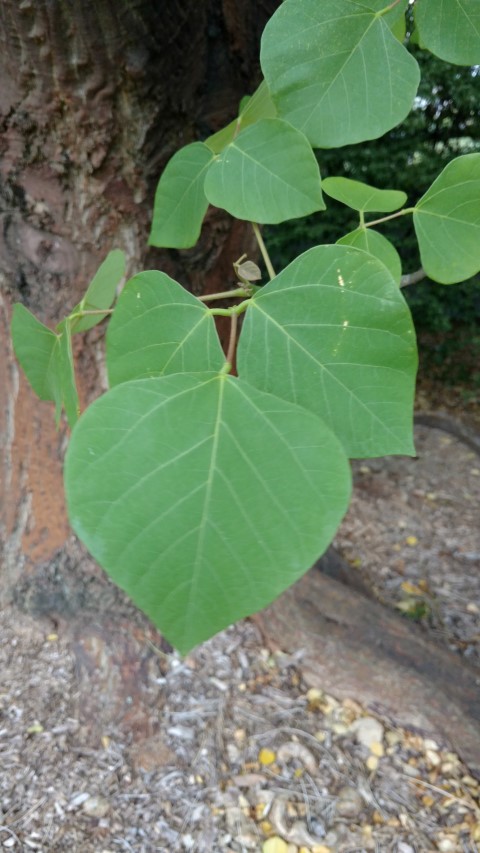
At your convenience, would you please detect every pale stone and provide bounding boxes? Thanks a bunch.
[351,716,384,748]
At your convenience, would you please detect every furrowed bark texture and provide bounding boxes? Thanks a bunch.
[0,0,277,609]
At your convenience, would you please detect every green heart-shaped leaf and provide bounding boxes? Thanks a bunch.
[322,177,407,214]
[204,118,325,224]
[70,250,125,333]
[12,304,59,401]
[12,306,79,428]
[413,154,480,284]
[260,0,419,148]
[65,373,351,654]
[237,245,417,458]
[149,142,214,248]
[106,271,225,386]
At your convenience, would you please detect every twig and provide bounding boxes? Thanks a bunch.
[400,268,426,287]
[403,774,480,812]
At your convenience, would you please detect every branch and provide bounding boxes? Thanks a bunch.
[400,268,426,288]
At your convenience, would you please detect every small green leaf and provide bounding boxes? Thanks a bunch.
[260,0,419,148]
[56,320,80,428]
[11,304,59,400]
[237,245,417,458]
[413,154,480,284]
[71,249,125,333]
[149,142,214,248]
[106,271,225,386]
[205,119,238,155]
[65,372,351,654]
[238,79,277,126]
[414,0,480,65]
[205,80,277,155]
[12,305,80,428]
[322,177,407,213]
[204,118,325,224]
[337,228,402,284]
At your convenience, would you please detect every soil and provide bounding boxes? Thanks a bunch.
[1,372,479,853]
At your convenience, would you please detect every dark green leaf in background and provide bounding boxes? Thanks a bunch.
[237,245,417,458]
[106,271,225,386]
[413,154,480,284]
[149,143,214,248]
[260,0,419,148]
[65,373,351,654]
[204,118,325,224]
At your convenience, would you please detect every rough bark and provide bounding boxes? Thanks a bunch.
[0,0,277,608]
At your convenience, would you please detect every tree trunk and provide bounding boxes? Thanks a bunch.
[0,0,277,731]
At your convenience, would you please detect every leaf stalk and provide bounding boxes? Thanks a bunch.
[365,207,415,228]
[198,287,247,303]
[252,222,276,280]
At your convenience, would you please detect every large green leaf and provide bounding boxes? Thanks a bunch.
[149,143,214,248]
[204,118,324,224]
[65,373,351,654]
[106,271,225,386]
[337,228,402,284]
[413,154,480,284]
[260,0,419,148]
[237,245,417,458]
[11,306,79,428]
[70,250,125,334]
[322,177,407,213]
[415,0,480,65]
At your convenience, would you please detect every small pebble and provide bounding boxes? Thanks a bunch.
[426,749,440,766]
[82,795,110,818]
[335,785,363,818]
[437,838,457,852]
[351,716,384,748]
[263,839,288,853]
